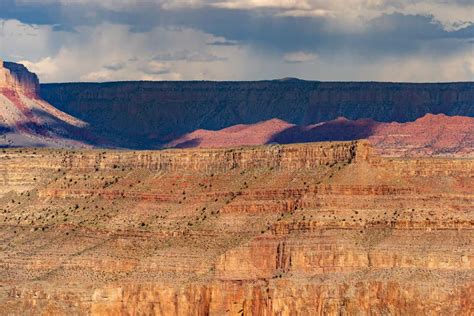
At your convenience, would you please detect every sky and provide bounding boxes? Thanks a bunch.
[0,0,473,82]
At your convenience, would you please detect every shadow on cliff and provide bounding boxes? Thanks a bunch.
[26,109,109,146]
[0,124,13,134]
[41,81,474,150]
[268,118,378,144]
[170,138,202,149]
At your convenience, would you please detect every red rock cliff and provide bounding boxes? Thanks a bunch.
[0,60,39,97]
[0,141,472,314]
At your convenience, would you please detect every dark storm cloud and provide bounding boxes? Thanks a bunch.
[0,0,162,32]
[0,0,100,30]
[206,38,240,46]
[169,9,473,59]
[153,50,227,62]
[1,1,472,61]
[1,0,472,82]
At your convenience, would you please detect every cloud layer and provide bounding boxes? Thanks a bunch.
[0,0,472,82]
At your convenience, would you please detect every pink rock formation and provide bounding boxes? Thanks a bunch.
[167,114,474,157]
[168,118,294,148]
[0,60,91,148]
[0,59,39,96]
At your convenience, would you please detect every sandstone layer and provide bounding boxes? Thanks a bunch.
[0,141,472,315]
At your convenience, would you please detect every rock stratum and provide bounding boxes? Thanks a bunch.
[0,141,472,315]
[0,61,93,148]
[167,114,474,157]
[41,80,474,149]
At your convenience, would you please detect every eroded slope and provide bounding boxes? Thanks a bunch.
[0,141,472,315]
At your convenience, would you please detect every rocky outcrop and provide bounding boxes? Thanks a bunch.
[40,80,474,148]
[0,141,472,314]
[0,60,39,96]
[0,61,96,148]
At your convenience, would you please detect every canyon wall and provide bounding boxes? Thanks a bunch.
[0,62,470,151]
[0,141,363,195]
[40,81,474,148]
[0,141,472,314]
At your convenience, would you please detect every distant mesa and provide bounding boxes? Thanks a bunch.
[40,79,474,150]
[275,77,305,82]
[1,61,473,156]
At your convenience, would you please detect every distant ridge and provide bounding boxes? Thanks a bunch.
[274,77,306,82]
[166,114,474,157]
[3,63,472,155]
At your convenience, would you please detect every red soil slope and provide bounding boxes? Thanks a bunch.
[166,114,474,157]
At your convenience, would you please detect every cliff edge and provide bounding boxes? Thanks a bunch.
[0,61,94,148]
[0,60,39,96]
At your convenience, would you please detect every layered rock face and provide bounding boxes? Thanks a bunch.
[0,61,93,148]
[0,60,39,96]
[0,141,472,315]
[40,80,474,148]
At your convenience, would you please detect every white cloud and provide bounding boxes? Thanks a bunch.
[0,20,55,61]
[4,21,243,82]
[80,69,115,82]
[20,57,59,79]
[290,48,473,82]
[283,51,318,63]
[2,15,472,83]
[161,0,205,9]
[401,1,474,31]
[209,0,474,31]
[277,9,332,17]
[141,61,171,75]
[15,0,146,11]
[103,61,126,71]
[374,50,474,82]
[211,0,311,10]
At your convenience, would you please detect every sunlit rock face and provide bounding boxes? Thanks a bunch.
[165,114,474,158]
[0,61,94,148]
[0,141,472,315]
[0,60,39,97]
